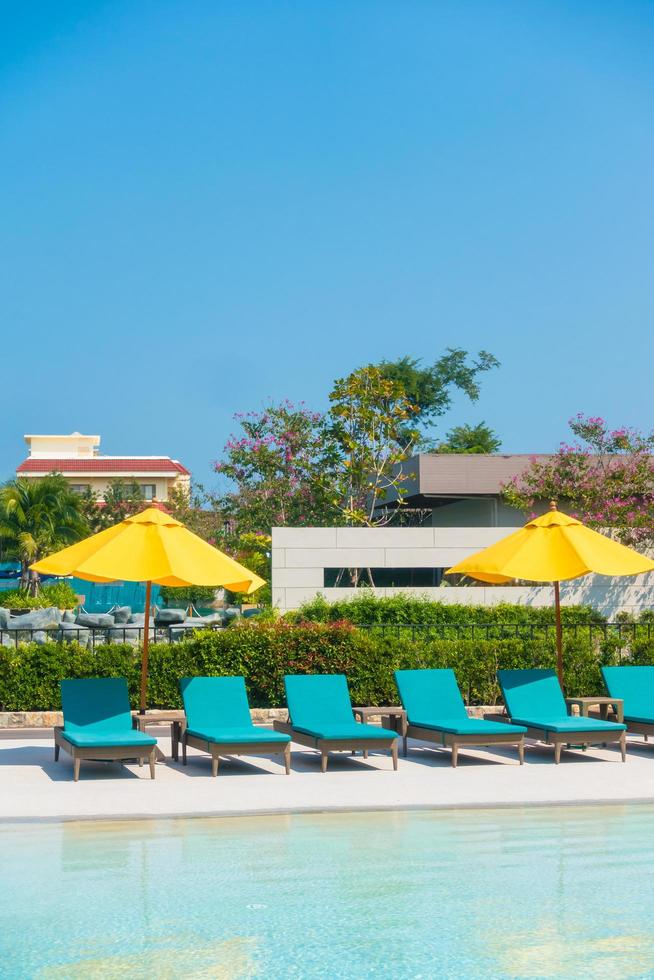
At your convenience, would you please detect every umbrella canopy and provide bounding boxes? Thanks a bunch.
[30,507,265,592]
[31,508,266,709]
[447,504,654,683]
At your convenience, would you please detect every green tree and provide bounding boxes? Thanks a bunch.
[80,480,146,533]
[167,482,229,545]
[0,475,88,594]
[226,531,272,605]
[437,422,501,454]
[328,365,419,525]
[375,349,499,448]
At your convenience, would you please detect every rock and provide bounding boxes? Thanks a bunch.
[242,607,261,619]
[185,613,225,626]
[62,610,77,623]
[168,623,203,641]
[129,613,145,625]
[112,606,131,624]
[0,608,10,629]
[107,625,154,644]
[57,623,90,647]
[223,607,241,621]
[31,631,49,645]
[76,613,115,628]
[154,608,186,625]
[6,607,62,631]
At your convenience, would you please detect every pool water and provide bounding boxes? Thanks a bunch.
[2,805,654,978]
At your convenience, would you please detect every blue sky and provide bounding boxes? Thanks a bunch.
[2,1,653,487]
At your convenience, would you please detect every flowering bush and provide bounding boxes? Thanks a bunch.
[216,401,341,531]
[503,414,654,547]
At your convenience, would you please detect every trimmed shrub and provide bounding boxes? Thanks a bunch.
[158,585,217,607]
[0,620,647,712]
[0,582,79,610]
[288,593,607,626]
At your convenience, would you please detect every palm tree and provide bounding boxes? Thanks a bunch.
[0,475,89,595]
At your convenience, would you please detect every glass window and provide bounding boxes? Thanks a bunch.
[139,484,156,500]
[324,568,444,588]
[69,484,90,495]
[323,568,519,588]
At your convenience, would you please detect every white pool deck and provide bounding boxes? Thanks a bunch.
[2,727,654,822]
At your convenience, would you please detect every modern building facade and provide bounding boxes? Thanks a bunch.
[271,453,654,616]
[16,433,190,503]
[271,524,654,617]
[383,453,550,527]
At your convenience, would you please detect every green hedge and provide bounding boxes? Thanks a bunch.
[2,620,652,712]
[288,593,608,626]
[158,585,216,606]
[0,582,79,609]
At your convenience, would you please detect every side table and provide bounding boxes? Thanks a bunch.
[132,710,186,762]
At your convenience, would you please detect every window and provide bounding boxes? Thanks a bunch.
[324,568,444,588]
[324,568,522,588]
[139,484,156,500]
[69,484,90,495]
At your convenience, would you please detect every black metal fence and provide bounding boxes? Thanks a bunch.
[357,621,654,644]
[0,623,226,652]
[2,620,653,652]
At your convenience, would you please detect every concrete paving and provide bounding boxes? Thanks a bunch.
[3,727,654,822]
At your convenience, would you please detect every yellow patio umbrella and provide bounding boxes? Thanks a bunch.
[446,502,654,684]
[31,508,266,711]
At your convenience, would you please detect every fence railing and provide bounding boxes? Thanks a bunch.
[2,620,653,652]
[0,623,226,652]
[357,621,654,644]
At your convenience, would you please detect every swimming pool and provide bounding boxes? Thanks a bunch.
[2,805,653,978]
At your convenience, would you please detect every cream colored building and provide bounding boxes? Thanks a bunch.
[16,432,190,502]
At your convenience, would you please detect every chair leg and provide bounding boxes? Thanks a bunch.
[518,740,525,765]
[554,742,562,764]
[149,749,156,779]
[402,735,408,758]
[621,732,627,762]
[321,751,328,773]
[451,744,459,768]
[182,734,187,765]
[138,756,143,767]
[283,743,291,774]
[73,757,81,782]
[363,749,368,759]
[211,752,219,777]
[54,743,60,762]
[391,743,398,771]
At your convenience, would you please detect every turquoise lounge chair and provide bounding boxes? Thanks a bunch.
[273,674,398,772]
[497,668,627,763]
[55,678,157,781]
[179,676,291,776]
[602,665,654,741]
[394,668,527,766]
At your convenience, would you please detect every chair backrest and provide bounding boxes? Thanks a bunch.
[395,668,467,721]
[60,678,132,733]
[497,668,566,718]
[284,674,354,730]
[179,676,253,730]
[602,666,654,718]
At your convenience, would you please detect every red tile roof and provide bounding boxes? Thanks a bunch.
[17,457,190,475]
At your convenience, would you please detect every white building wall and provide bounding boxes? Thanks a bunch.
[272,526,654,617]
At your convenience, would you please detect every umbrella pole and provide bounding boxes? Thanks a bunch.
[554,581,564,687]
[139,580,152,714]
